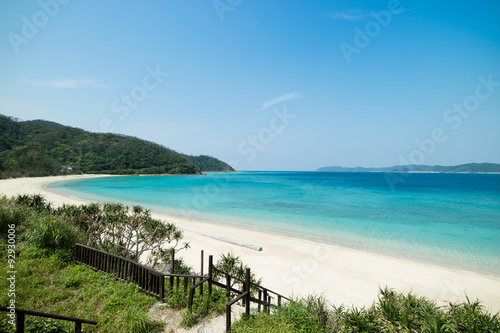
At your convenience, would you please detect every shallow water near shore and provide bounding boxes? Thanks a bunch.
[47,172,500,276]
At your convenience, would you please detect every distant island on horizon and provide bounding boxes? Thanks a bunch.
[317,163,500,174]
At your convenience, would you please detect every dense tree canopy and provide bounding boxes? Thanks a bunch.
[183,154,235,172]
[0,115,234,178]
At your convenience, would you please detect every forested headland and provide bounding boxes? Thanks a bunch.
[0,115,234,178]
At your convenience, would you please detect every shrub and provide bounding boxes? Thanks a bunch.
[0,197,29,236]
[15,194,52,213]
[181,310,198,328]
[25,317,69,333]
[25,215,82,258]
[233,295,332,333]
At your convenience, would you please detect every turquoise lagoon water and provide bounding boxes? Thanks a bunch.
[47,172,500,276]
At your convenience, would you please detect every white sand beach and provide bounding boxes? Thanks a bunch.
[1,175,500,314]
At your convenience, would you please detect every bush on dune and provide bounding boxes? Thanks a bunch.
[232,288,500,332]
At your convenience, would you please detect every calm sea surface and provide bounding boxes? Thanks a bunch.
[47,172,500,276]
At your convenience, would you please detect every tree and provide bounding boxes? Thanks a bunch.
[59,203,189,270]
[214,252,261,290]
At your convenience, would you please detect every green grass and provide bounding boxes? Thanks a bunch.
[232,295,333,333]
[165,283,228,328]
[0,245,163,333]
[0,195,165,332]
[0,194,228,331]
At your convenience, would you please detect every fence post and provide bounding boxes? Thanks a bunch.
[245,267,250,317]
[200,250,204,296]
[208,255,213,296]
[170,249,175,289]
[263,289,268,314]
[75,321,82,333]
[226,273,231,298]
[188,288,194,310]
[105,252,110,273]
[226,303,231,333]
[118,258,123,280]
[17,311,25,333]
[139,265,142,288]
[258,290,262,312]
[200,250,204,275]
[159,274,165,300]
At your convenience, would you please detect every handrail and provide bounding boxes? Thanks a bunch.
[76,243,155,273]
[74,245,289,332]
[188,277,211,309]
[75,243,165,300]
[226,291,248,332]
[167,273,206,279]
[212,266,289,302]
[0,306,97,333]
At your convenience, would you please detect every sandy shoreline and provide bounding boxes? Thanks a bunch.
[1,175,500,314]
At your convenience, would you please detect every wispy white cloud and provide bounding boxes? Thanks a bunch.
[261,91,302,110]
[329,9,373,21]
[20,77,110,89]
[329,8,414,21]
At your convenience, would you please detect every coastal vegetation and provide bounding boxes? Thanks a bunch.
[1,194,499,332]
[0,114,234,179]
[183,154,236,172]
[232,290,500,332]
[214,252,262,288]
[0,194,164,332]
[0,194,230,332]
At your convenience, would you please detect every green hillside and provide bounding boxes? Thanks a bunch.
[183,154,235,172]
[0,115,232,178]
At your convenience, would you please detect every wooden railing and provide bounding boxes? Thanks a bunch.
[210,266,290,331]
[0,306,97,333]
[75,243,210,301]
[74,244,289,332]
[75,243,165,300]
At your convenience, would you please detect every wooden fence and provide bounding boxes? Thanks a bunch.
[75,243,166,300]
[0,306,97,333]
[74,243,289,332]
[209,266,289,331]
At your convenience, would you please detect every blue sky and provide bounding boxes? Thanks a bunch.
[1,0,499,171]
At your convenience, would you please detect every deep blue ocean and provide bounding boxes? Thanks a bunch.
[47,172,500,276]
